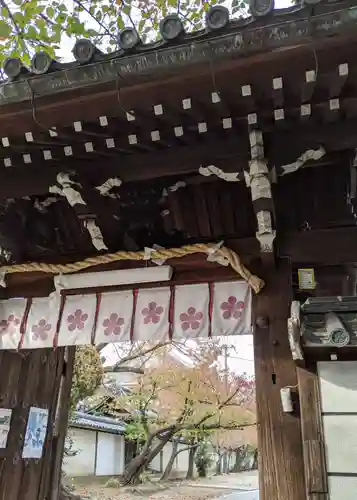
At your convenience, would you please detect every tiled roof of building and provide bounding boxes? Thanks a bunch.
[70,410,126,434]
[0,1,353,106]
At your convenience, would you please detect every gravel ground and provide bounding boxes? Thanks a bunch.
[74,484,231,500]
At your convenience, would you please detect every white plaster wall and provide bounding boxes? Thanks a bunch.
[63,428,96,476]
[329,477,357,500]
[149,440,193,474]
[318,361,357,500]
[323,414,357,474]
[96,432,125,476]
[319,361,357,412]
[176,443,190,471]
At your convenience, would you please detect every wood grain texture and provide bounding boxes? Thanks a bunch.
[0,348,74,500]
[297,364,328,500]
[254,264,305,500]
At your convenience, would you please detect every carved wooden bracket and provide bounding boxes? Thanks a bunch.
[248,129,276,256]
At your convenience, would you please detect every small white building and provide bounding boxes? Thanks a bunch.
[63,411,195,479]
[63,411,126,477]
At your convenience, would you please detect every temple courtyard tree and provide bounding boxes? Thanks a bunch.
[102,340,256,484]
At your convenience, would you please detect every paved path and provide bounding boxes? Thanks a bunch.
[189,471,259,492]
[218,491,259,500]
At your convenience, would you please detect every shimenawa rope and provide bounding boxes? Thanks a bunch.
[0,243,265,294]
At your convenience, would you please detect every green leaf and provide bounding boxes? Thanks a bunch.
[0,21,11,39]
[46,7,55,19]
[27,26,38,40]
[117,16,125,30]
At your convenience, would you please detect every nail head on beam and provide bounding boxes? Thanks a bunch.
[182,98,191,110]
[154,104,163,116]
[273,77,283,90]
[174,126,183,137]
[241,85,252,97]
[339,63,349,77]
[151,130,160,141]
[274,109,284,121]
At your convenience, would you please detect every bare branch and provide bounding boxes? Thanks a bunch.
[104,366,144,374]
[107,341,171,372]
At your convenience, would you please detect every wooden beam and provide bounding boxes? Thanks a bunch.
[1,226,357,296]
[297,363,328,500]
[272,77,284,109]
[5,112,357,202]
[0,348,72,500]
[329,63,349,99]
[254,263,305,500]
[301,70,316,104]
[0,239,260,298]
[247,128,276,262]
[0,135,249,201]
[281,227,357,265]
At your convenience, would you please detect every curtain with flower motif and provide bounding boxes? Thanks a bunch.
[0,281,251,349]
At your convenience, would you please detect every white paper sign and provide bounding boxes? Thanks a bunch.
[0,409,12,448]
[23,407,49,459]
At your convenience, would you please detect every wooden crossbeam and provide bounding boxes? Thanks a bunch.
[301,70,316,104]
[3,115,357,204]
[329,63,349,99]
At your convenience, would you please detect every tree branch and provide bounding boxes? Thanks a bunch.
[106,341,171,372]
[0,0,30,57]
[104,366,144,374]
[72,0,118,43]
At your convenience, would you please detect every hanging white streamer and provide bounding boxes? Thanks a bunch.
[144,245,166,266]
[34,197,60,213]
[199,165,241,182]
[0,271,6,288]
[84,220,108,251]
[95,177,122,198]
[280,147,326,176]
[49,173,86,206]
[206,241,229,266]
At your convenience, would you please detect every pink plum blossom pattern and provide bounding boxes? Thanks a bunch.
[0,315,20,336]
[180,307,204,331]
[67,309,88,332]
[102,313,125,336]
[141,302,163,324]
[220,296,244,320]
[32,319,52,341]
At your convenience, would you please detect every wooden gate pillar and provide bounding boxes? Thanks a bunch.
[254,263,305,500]
[297,364,328,500]
[0,347,75,500]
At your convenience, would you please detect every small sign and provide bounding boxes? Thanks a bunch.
[23,407,49,459]
[0,409,12,448]
[298,268,316,290]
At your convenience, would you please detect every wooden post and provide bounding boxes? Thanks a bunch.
[297,363,328,500]
[253,263,305,500]
[0,347,75,500]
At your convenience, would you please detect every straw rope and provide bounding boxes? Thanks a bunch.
[0,243,265,294]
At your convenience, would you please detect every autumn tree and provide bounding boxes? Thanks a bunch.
[104,340,256,485]
[71,345,104,409]
[0,0,253,67]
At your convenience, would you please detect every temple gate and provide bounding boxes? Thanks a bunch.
[0,0,356,498]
